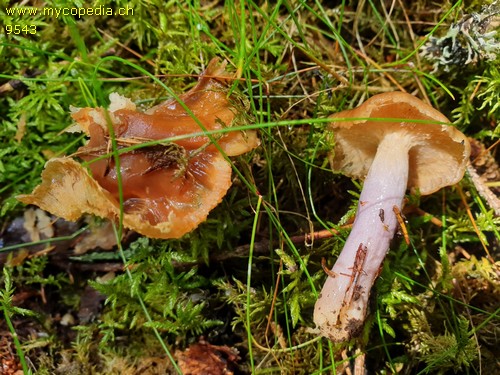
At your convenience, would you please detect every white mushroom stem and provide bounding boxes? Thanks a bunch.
[314,131,415,342]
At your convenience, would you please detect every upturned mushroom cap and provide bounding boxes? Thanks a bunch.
[328,91,471,195]
[18,59,259,239]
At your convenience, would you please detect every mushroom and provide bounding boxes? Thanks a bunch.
[314,91,470,342]
[18,59,259,239]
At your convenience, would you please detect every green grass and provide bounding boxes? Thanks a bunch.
[1,0,499,373]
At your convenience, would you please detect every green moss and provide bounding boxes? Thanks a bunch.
[89,237,222,345]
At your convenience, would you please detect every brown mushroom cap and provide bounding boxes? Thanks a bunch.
[18,59,259,239]
[18,152,232,239]
[328,91,471,195]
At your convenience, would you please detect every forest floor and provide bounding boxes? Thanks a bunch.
[1,1,499,374]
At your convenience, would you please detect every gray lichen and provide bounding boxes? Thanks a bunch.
[421,2,500,71]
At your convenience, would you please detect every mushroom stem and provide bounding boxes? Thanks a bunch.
[314,131,414,342]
